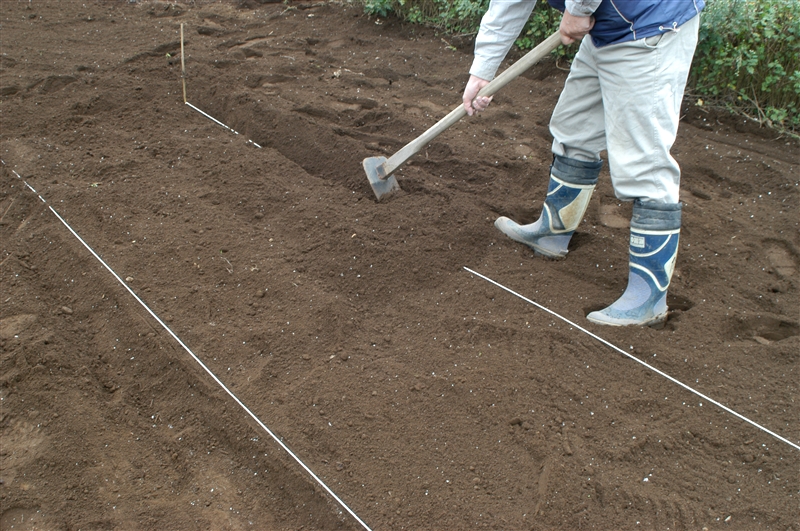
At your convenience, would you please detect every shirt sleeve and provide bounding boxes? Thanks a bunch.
[565,0,601,16]
[469,0,538,81]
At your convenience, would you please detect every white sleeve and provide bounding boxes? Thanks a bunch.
[469,0,537,81]
[565,0,601,16]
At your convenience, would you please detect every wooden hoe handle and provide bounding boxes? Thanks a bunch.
[379,31,562,179]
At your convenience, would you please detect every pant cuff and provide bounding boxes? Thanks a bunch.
[631,200,682,231]
[550,155,602,185]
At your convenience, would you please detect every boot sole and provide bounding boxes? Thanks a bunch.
[586,312,667,328]
[495,221,568,260]
[533,249,567,260]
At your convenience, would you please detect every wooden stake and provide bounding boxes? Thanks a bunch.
[180,23,187,103]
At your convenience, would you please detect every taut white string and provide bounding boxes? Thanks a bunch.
[464,267,799,452]
[185,102,262,148]
[3,160,372,530]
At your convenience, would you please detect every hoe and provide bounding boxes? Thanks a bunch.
[363,31,561,201]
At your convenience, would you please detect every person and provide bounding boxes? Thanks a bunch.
[462,0,704,327]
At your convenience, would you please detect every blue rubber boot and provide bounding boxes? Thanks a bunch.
[495,155,601,259]
[587,201,682,327]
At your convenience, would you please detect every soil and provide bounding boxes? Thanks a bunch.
[1,1,798,530]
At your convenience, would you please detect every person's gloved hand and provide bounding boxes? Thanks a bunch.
[559,10,594,45]
[463,74,492,116]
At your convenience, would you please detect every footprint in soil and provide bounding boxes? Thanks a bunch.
[764,239,798,279]
[0,313,38,339]
[598,204,629,228]
[729,314,800,345]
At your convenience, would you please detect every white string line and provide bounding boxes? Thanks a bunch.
[463,267,800,452]
[3,161,373,531]
[185,102,263,148]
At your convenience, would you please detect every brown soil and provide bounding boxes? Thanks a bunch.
[1,1,798,530]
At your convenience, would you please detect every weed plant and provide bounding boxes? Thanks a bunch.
[691,0,799,133]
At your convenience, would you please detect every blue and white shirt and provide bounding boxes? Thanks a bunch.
[470,0,704,81]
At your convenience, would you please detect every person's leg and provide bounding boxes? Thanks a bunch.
[494,37,605,258]
[549,36,606,162]
[588,15,700,325]
[587,200,681,326]
[596,14,700,204]
[494,155,601,258]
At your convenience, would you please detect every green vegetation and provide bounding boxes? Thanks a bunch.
[362,0,487,32]
[691,0,799,132]
[360,0,800,134]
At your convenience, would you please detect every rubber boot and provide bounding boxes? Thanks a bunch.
[587,200,682,327]
[494,155,601,259]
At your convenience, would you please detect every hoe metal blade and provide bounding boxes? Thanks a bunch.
[363,156,401,201]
